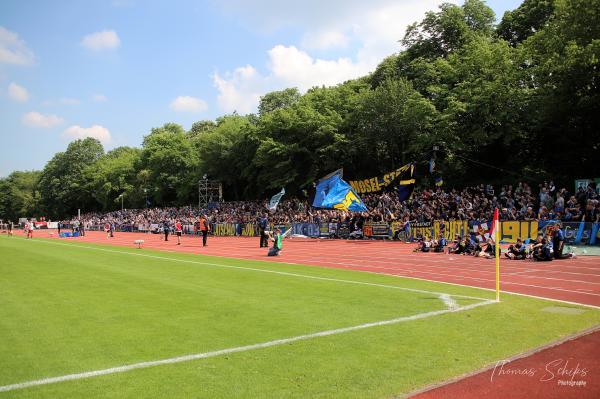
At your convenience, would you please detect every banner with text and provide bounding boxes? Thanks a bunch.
[348,163,415,198]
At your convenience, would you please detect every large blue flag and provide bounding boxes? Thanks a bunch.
[313,171,368,212]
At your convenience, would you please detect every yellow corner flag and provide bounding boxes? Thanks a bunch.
[493,208,500,302]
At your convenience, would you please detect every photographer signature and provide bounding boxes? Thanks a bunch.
[490,359,588,384]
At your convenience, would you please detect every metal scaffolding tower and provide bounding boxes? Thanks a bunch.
[198,177,222,208]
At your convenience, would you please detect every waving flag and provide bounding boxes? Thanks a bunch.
[313,171,367,212]
[396,163,416,202]
[348,163,415,200]
[268,188,285,211]
[490,208,499,242]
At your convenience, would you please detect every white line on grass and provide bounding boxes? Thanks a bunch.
[439,294,459,310]
[0,300,495,393]
[17,237,491,301]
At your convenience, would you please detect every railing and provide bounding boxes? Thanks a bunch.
[46,220,600,246]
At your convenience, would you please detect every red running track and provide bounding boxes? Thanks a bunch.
[411,328,600,399]
[44,231,600,307]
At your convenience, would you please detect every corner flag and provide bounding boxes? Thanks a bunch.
[492,208,500,302]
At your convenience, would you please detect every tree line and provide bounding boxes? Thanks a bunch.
[1,0,598,220]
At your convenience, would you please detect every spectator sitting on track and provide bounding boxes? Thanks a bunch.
[448,235,466,255]
[414,237,433,252]
[462,234,478,255]
[530,235,553,261]
[433,235,446,253]
[476,238,496,259]
[505,238,526,260]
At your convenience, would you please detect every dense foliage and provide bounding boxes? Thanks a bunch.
[1,0,599,219]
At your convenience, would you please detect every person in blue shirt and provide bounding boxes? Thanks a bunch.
[552,223,574,259]
[532,236,553,261]
[505,238,526,260]
[258,213,269,248]
[162,220,170,241]
[433,235,446,253]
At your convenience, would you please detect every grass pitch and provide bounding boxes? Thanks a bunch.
[0,236,599,398]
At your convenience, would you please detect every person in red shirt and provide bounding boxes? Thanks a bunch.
[175,220,183,245]
[199,215,210,247]
[104,222,111,239]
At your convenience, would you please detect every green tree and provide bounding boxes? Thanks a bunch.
[84,147,142,211]
[255,93,348,193]
[350,79,438,174]
[402,1,495,60]
[518,0,600,179]
[140,124,199,205]
[437,36,529,184]
[0,171,42,221]
[188,120,216,138]
[194,114,260,199]
[38,138,104,218]
[497,0,555,46]
[258,88,301,115]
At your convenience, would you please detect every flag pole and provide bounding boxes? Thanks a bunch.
[495,210,500,302]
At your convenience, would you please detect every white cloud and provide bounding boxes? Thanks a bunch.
[169,95,208,113]
[81,30,120,51]
[0,26,35,65]
[22,111,64,128]
[268,45,369,90]
[92,94,107,102]
[8,82,28,102]
[213,0,452,113]
[212,46,370,113]
[62,125,112,144]
[213,65,268,114]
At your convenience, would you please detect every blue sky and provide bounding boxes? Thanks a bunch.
[0,0,521,177]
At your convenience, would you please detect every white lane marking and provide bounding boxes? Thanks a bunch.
[14,237,489,301]
[440,294,459,310]
[0,300,494,393]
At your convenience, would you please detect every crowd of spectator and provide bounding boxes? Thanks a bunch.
[73,181,600,230]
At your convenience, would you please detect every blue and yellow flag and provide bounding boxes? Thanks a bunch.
[435,177,444,187]
[347,163,415,202]
[313,172,367,212]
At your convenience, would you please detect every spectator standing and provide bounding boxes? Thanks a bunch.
[162,220,170,241]
[259,213,269,248]
[199,214,210,247]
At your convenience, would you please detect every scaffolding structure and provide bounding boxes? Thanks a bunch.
[198,178,222,208]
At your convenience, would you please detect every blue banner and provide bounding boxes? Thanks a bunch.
[292,223,321,237]
[313,172,367,212]
[575,222,586,244]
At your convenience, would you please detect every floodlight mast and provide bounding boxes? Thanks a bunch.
[198,176,222,208]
